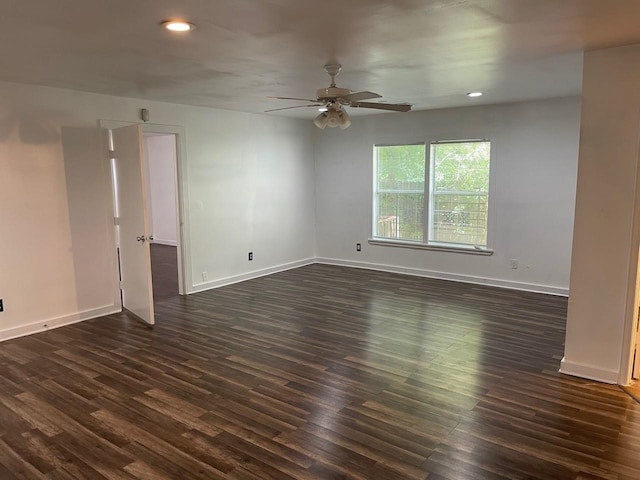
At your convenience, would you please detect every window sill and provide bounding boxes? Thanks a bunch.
[368,238,494,255]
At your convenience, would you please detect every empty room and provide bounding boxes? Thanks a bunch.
[1,1,640,479]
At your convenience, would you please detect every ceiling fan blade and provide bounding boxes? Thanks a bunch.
[350,102,412,112]
[342,91,382,102]
[268,96,318,102]
[264,104,322,112]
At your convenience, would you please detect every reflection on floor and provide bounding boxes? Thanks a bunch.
[150,243,179,302]
[1,264,640,478]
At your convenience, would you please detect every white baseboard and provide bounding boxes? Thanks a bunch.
[0,304,121,343]
[315,257,569,297]
[151,239,177,247]
[1,257,568,344]
[191,258,316,293]
[559,357,619,384]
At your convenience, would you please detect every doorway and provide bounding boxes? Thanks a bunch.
[624,301,640,400]
[143,133,180,303]
[623,244,640,399]
[103,120,188,326]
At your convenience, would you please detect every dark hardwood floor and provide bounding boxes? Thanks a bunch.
[1,264,640,479]
[150,243,179,303]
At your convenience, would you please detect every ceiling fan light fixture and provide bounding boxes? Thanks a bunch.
[339,110,351,130]
[467,91,483,97]
[314,112,328,129]
[326,109,341,128]
[162,20,195,32]
[318,106,328,112]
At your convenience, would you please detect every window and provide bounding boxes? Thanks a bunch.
[373,144,426,242]
[373,140,492,250]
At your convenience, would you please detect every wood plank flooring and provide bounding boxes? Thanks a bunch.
[1,264,640,479]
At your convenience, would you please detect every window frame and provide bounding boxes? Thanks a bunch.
[371,138,495,255]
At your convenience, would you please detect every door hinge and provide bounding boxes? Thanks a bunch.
[109,149,115,158]
[114,217,120,226]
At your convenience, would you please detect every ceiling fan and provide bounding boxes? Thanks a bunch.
[266,64,412,130]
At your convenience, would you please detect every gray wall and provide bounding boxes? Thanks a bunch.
[314,97,581,294]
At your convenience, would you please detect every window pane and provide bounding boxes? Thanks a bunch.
[431,193,488,245]
[432,141,490,193]
[430,141,490,246]
[377,193,424,241]
[377,145,425,191]
[375,145,426,242]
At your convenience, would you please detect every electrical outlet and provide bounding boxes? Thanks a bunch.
[248,252,253,261]
[510,259,519,269]
[356,243,361,252]
[0,298,3,312]
[202,272,208,281]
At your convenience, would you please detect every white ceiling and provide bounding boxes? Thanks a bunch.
[2,0,640,118]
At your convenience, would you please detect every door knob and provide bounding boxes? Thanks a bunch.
[136,235,154,242]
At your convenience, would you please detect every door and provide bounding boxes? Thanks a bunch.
[634,306,640,379]
[112,125,155,325]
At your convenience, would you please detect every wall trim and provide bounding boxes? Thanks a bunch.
[559,357,619,384]
[0,304,121,343]
[191,258,316,293]
[314,257,569,297]
[2,257,569,348]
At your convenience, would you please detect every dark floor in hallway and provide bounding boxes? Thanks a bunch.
[150,243,179,303]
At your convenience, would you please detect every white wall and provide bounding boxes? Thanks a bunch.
[144,134,178,246]
[562,44,640,384]
[314,97,581,295]
[0,81,316,340]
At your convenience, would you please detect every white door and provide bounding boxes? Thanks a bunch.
[113,125,155,325]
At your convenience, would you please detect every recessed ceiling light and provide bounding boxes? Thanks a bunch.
[162,21,195,32]
[467,92,483,98]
